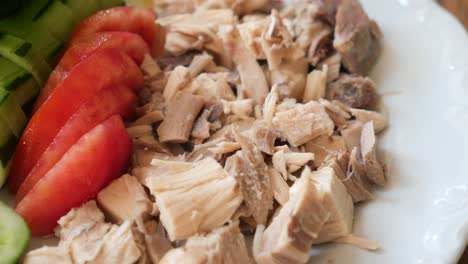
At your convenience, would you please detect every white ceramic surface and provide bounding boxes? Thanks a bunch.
[1,0,468,263]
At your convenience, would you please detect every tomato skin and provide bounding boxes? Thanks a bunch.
[69,6,162,54]
[8,49,143,193]
[33,32,149,112]
[16,115,131,236]
[16,86,136,203]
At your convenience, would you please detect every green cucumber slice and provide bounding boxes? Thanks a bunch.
[0,34,53,85]
[11,77,39,107]
[0,201,30,264]
[0,89,27,137]
[99,0,125,9]
[34,0,75,42]
[63,0,100,22]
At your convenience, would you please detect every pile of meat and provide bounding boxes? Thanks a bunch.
[24,0,387,263]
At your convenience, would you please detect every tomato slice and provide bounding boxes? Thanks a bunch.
[16,115,131,236]
[68,6,163,54]
[8,49,142,193]
[33,32,149,112]
[16,85,136,203]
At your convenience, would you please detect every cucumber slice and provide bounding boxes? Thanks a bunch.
[0,89,27,137]
[0,34,53,85]
[0,116,15,188]
[11,77,39,107]
[99,0,125,9]
[14,0,53,20]
[62,0,101,22]
[34,0,76,42]
[0,201,30,264]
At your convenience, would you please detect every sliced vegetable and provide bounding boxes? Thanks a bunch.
[0,89,27,137]
[34,0,76,42]
[8,49,143,193]
[0,201,30,264]
[34,31,149,111]
[98,0,125,9]
[68,7,159,51]
[16,85,136,202]
[16,115,131,236]
[62,0,101,22]
[0,56,39,106]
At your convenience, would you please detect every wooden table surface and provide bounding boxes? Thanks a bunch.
[437,1,467,263]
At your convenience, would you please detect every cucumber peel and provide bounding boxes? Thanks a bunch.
[0,201,30,264]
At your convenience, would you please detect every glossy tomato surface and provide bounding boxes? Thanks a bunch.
[33,32,149,111]
[8,49,143,193]
[16,115,131,236]
[16,85,136,203]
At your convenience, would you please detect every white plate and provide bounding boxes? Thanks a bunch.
[1,0,468,263]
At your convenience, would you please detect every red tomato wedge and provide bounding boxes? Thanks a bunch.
[68,6,162,54]
[16,86,137,203]
[33,32,149,112]
[7,49,143,193]
[16,115,131,236]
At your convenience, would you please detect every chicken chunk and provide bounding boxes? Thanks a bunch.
[225,128,273,225]
[326,73,378,109]
[272,101,334,146]
[333,0,382,75]
[304,135,347,167]
[310,167,354,243]
[161,222,252,264]
[24,247,72,264]
[157,92,205,143]
[303,66,328,102]
[144,157,242,240]
[360,121,385,186]
[270,58,308,100]
[140,221,173,263]
[219,25,269,104]
[97,174,153,224]
[243,121,278,155]
[350,108,387,133]
[254,167,329,264]
[163,66,191,102]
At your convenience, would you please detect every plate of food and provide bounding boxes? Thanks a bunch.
[0,0,467,263]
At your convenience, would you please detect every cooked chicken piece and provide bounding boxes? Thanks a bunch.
[138,90,166,115]
[350,108,387,133]
[219,25,269,104]
[323,151,373,203]
[133,135,173,155]
[132,110,164,126]
[222,99,254,117]
[261,10,304,70]
[360,121,385,186]
[91,221,142,263]
[326,73,378,109]
[208,141,241,154]
[303,65,328,102]
[97,174,152,224]
[341,120,362,151]
[157,92,205,143]
[160,9,235,58]
[161,222,252,264]
[262,84,278,126]
[334,0,382,75]
[319,99,351,128]
[268,167,289,205]
[311,167,354,244]
[225,128,273,225]
[191,107,213,141]
[307,25,332,66]
[140,221,173,263]
[157,51,200,70]
[292,0,340,25]
[272,146,314,180]
[188,52,214,76]
[133,150,185,167]
[318,52,341,82]
[24,247,72,264]
[272,101,334,146]
[155,0,195,16]
[188,73,236,102]
[144,157,242,240]
[304,135,347,167]
[141,54,162,78]
[254,167,329,264]
[195,0,269,15]
[163,66,191,102]
[243,121,278,155]
[127,125,153,139]
[238,18,268,59]
[272,149,289,180]
[270,58,308,100]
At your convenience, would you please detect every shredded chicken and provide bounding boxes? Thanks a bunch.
[26,2,389,263]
